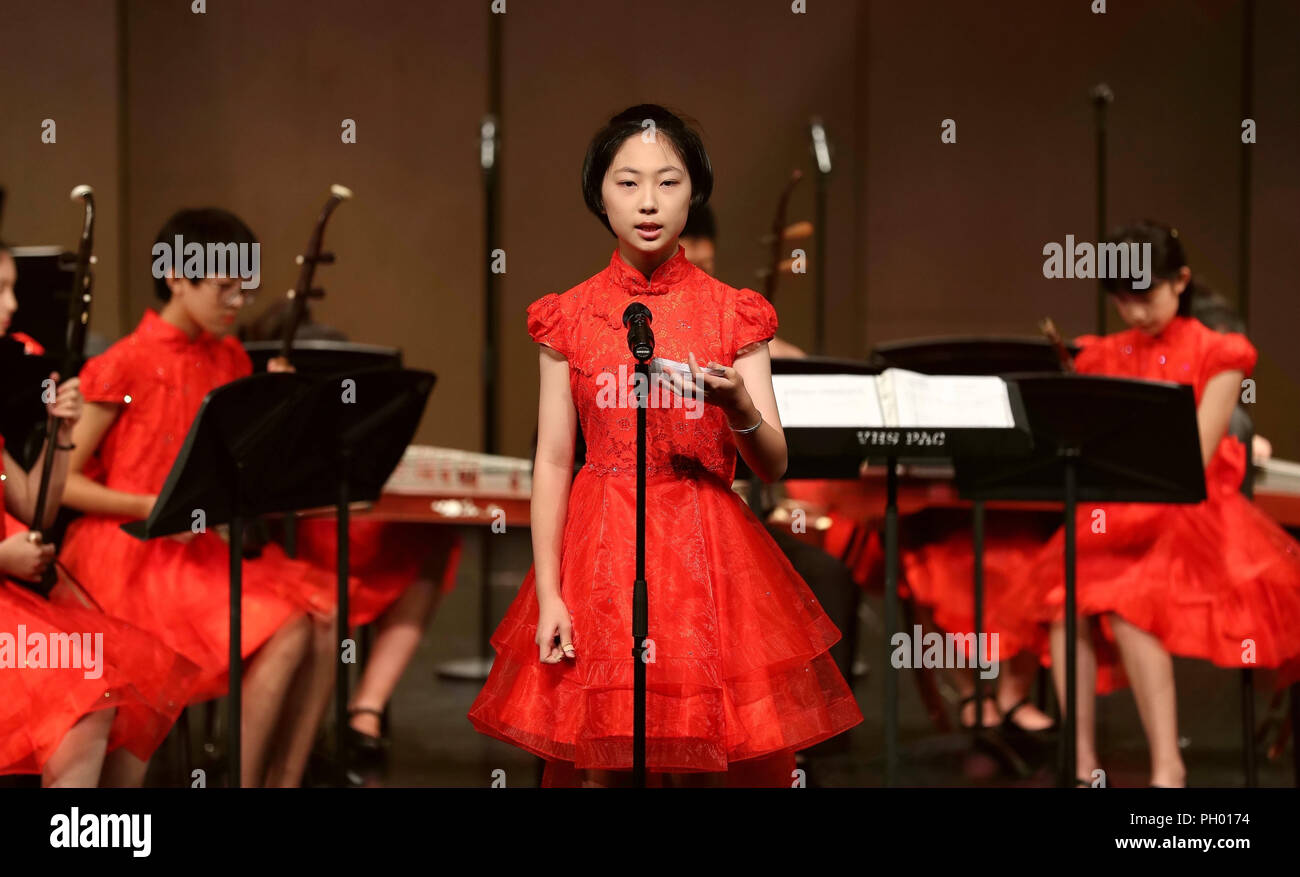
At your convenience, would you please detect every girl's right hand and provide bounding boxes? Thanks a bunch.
[0,532,56,580]
[536,593,576,663]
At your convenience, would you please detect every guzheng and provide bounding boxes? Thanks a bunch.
[362,444,533,525]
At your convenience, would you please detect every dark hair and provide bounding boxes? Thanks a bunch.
[1099,220,1193,317]
[1189,285,1247,335]
[580,104,713,237]
[152,207,256,301]
[681,203,716,241]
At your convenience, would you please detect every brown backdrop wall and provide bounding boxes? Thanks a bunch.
[2,0,1295,459]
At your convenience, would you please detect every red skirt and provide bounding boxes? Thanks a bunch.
[468,467,863,773]
[294,518,462,627]
[1011,470,1300,688]
[58,515,336,703]
[899,508,1057,662]
[0,583,200,775]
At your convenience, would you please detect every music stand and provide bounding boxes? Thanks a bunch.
[122,368,433,786]
[869,337,1071,777]
[953,374,1205,787]
[768,357,1033,786]
[286,366,435,783]
[243,339,401,377]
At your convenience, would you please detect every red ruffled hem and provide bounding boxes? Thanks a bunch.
[0,583,200,775]
[1012,492,1300,689]
[295,518,462,626]
[468,469,863,771]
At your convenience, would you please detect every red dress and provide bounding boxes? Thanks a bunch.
[0,436,200,775]
[1011,316,1300,685]
[56,309,341,702]
[467,246,863,784]
[294,518,462,627]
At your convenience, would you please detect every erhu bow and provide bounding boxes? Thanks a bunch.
[22,185,95,592]
[1038,316,1076,373]
[279,184,352,362]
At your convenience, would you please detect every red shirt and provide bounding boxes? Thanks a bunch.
[78,309,252,498]
[1073,315,1258,493]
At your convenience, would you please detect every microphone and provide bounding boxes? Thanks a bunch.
[622,302,654,362]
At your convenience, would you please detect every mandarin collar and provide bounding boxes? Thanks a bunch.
[1133,315,1192,346]
[137,308,221,347]
[607,245,693,296]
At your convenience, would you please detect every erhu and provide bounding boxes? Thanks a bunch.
[279,184,353,363]
[21,185,95,593]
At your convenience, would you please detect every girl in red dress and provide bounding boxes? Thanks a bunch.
[0,242,199,786]
[55,209,346,787]
[1013,221,1300,786]
[468,105,863,787]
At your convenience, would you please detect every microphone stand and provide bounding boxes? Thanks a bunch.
[623,303,654,788]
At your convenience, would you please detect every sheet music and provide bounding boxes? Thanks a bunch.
[882,368,1015,428]
[771,374,886,427]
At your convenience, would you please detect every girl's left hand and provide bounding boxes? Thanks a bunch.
[47,373,83,425]
[668,351,752,420]
[267,356,296,373]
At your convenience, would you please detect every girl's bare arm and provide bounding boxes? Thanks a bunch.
[62,401,154,519]
[531,346,578,601]
[1197,369,1245,469]
[728,344,788,482]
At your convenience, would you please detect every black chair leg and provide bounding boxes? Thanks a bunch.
[1291,682,1300,789]
[1242,668,1257,787]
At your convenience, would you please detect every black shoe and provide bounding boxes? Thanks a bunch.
[345,707,391,771]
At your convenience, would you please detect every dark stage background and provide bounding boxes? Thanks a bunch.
[1,0,1295,459]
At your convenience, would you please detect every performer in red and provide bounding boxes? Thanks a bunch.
[468,105,863,787]
[1012,221,1300,787]
[55,209,346,787]
[0,241,199,786]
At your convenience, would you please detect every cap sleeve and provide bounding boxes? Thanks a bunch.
[732,288,778,358]
[78,342,136,405]
[1201,330,1257,384]
[1071,333,1107,374]
[526,293,570,360]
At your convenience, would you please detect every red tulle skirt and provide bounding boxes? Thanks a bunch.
[58,516,336,703]
[1011,473,1300,688]
[899,508,1058,662]
[0,582,200,775]
[294,518,462,627]
[468,467,863,773]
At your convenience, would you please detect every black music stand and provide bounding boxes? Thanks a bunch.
[285,366,435,784]
[768,358,1032,786]
[241,341,401,559]
[7,247,75,364]
[123,372,315,787]
[953,374,1205,787]
[243,339,401,377]
[122,368,433,787]
[870,337,1072,777]
[0,336,60,472]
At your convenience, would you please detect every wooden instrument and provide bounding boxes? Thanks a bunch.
[1038,317,1076,373]
[30,187,95,537]
[279,184,352,362]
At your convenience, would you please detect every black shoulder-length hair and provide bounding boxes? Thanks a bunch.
[580,104,713,237]
[1099,220,1194,317]
[152,207,257,301]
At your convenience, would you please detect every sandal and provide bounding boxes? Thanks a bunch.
[956,693,999,730]
[1000,696,1058,737]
